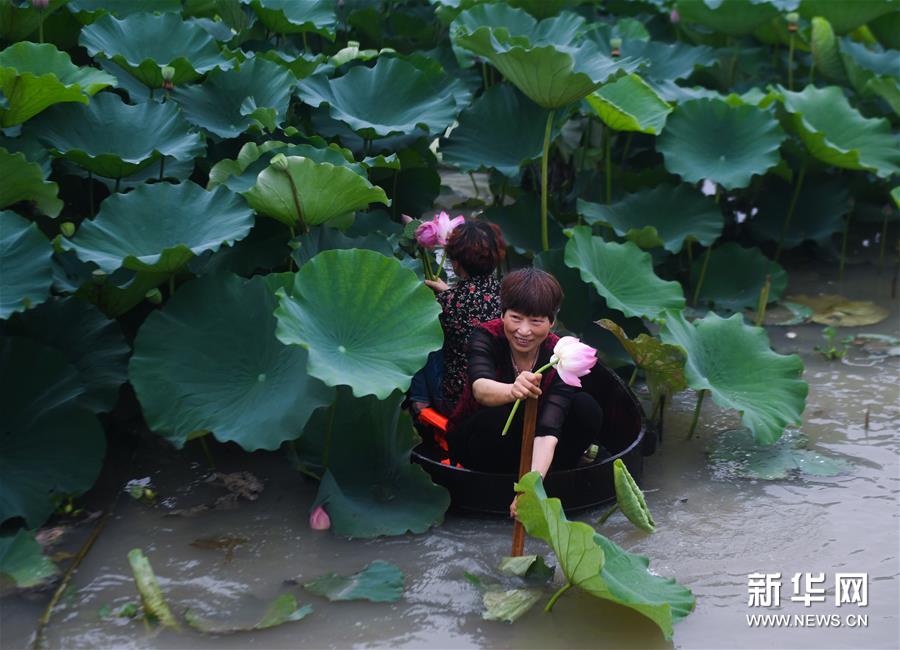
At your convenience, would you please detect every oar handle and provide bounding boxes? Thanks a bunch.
[511,396,539,557]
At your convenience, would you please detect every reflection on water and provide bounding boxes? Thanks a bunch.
[2,263,897,650]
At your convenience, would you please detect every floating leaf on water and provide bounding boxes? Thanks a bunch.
[498,555,554,584]
[190,536,248,561]
[847,334,900,358]
[482,588,543,623]
[0,529,58,589]
[613,459,655,533]
[760,302,814,327]
[304,560,404,603]
[185,593,313,634]
[127,549,179,629]
[786,294,890,327]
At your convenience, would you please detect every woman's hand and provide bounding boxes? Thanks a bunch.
[424,278,449,292]
[509,371,542,401]
[509,494,520,518]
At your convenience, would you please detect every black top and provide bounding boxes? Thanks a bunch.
[466,325,576,438]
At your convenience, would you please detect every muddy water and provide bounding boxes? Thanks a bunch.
[3,263,898,649]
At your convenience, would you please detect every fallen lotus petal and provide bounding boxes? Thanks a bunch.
[309,505,331,530]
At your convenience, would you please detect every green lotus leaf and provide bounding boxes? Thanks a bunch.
[810,17,848,84]
[660,311,808,444]
[79,13,234,88]
[657,98,785,190]
[242,156,388,230]
[126,549,179,630]
[189,219,291,278]
[749,177,851,249]
[0,42,115,127]
[840,39,900,116]
[675,0,780,36]
[601,38,716,84]
[130,273,334,450]
[515,472,694,639]
[482,589,543,622]
[0,337,105,528]
[173,58,295,138]
[304,560,403,602]
[0,529,58,589]
[440,84,554,177]
[454,10,643,108]
[242,0,337,39]
[448,2,537,69]
[61,181,253,273]
[309,389,450,538]
[483,193,566,254]
[692,243,787,311]
[255,48,325,80]
[275,249,442,398]
[578,184,723,254]
[709,428,851,480]
[497,555,554,583]
[78,269,170,319]
[297,57,463,139]
[777,85,900,178]
[67,0,182,18]
[0,132,51,178]
[0,211,53,320]
[28,92,204,179]
[186,594,313,633]
[291,227,393,267]
[0,147,61,217]
[0,0,70,42]
[2,297,129,413]
[613,458,655,533]
[534,247,595,331]
[586,74,672,134]
[869,10,900,49]
[798,0,897,34]
[564,226,685,322]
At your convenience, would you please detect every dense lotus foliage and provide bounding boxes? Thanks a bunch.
[1,0,897,633]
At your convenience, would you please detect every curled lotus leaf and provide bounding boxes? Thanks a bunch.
[304,560,404,602]
[275,250,443,399]
[27,92,204,179]
[578,184,723,254]
[776,85,900,178]
[0,147,62,217]
[0,530,58,589]
[126,549,179,630]
[613,458,655,533]
[297,57,465,139]
[448,2,537,69]
[839,39,900,117]
[691,243,788,311]
[186,594,313,633]
[0,41,115,127]
[79,12,235,88]
[173,58,296,138]
[242,0,337,39]
[586,74,672,135]
[60,181,254,273]
[660,311,808,444]
[810,17,848,84]
[657,97,785,190]
[564,226,685,322]
[0,211,53,319]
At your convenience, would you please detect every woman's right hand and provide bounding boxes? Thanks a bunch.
[424,278,449,292]
[509,371,542,401]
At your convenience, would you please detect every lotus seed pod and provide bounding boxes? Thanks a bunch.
[786,12,799,23]
[60,222,76,238]
[161,66,175,90]
[145,288,163,305]
[92,269,107,285]
[271,153,290,172]
[610,37,622,57]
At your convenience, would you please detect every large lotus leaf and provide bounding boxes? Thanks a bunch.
[243,0,337,38]
[777,85,900,178]
[594,37,716,84]
[130,273,334,450]
[798,0,897,34]
[564,226,685,322]
[515,472,694,640]
[675,0,780,35]
[448,2,537,69]
[748,177,851,249]
[67,0,182,18]
[692,243,787,311]
[440,84,553,177]
[840,40,900,116]
[186,594,312,633]
[657,98,785,190]
[310,389,450,538]
[0,148,61,217]
[534,247,594,331]
[304,560,403,602]
[0,132,52,178]
[297,57,462,139]
[173,58,295,138]
[660,311,808,444]
[28,92,204,179]
[275,250,442,398]
[0,212,53,320]
[0,529,57,588]
[254,48,324,80]
[243,156,388,230]
[453,10,643,108]
[79,13,234,88]
[61,181,253,273]
[710,428,851,480]
[586,74,672,135]
[0,42,115,127]
[2,298,129,413]
[189,218,291,278]
[578,184,722,254]
[0,337,105,528]
[291,227,393,267]
[482,194,566,254]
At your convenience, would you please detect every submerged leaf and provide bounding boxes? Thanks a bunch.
[709,428,851,480]
[613,459,655,533]
[786,294,889,327]
[185,593,313,633]
[498,555,554,584]
[482,589,543,623]
[0,530,58,588]
[127,549,179,629]
[304,560,403,602]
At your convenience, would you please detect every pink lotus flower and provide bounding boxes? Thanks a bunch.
[415,219,440,248]
[309,505,331,530]
[669,8,680,23]
[550,336,598,388]
[415,211,464,248]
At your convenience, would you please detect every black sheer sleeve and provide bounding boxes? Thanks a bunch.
[535,375,577,438]
[467,327,498,383]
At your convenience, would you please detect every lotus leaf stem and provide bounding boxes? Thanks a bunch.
[692,246,712,306]
[468,172,479,198]
[621,132,633,166]
[544,582,572,613]
[115,177,121,193]
[159,157,165,182]
[839,213,851,281]
[322,400,337,472]
[540,110,555,251]
[878,214,888,271]
[755,274,771,327]
[604,126,612,204]
[596,503,619,526]
[808,60,816,84]
[199,436,215,469]
[392,170,399,217]
[788,34,795,90]
[282,168,309,234]
[88,171,94,217]
[687,390,706,440]
[628,366,638,386]
[657,394,666,443]
[775,160,806,261]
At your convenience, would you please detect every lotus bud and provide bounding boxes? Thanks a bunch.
[669,8,680,24]
[161,65,175,90]
[92,269,107,285]
[610,37,622,57]
[60,221,76,238]
[786,11,799,31]
[271,153,290,172]
[145,288,163,305]
[32,0,49,9]
[309,505,331,530]
[400,214,413,225]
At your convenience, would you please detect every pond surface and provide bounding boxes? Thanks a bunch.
[3,251,898,650]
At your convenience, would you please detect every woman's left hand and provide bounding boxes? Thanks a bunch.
[425,278,449,292]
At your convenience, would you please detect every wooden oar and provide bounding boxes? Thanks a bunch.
[511,396,539,557]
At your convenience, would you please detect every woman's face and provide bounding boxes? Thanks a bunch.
[502,309,552,355]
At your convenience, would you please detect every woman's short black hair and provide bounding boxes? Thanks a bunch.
[445,220,506,277]
[500,267,563,321]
